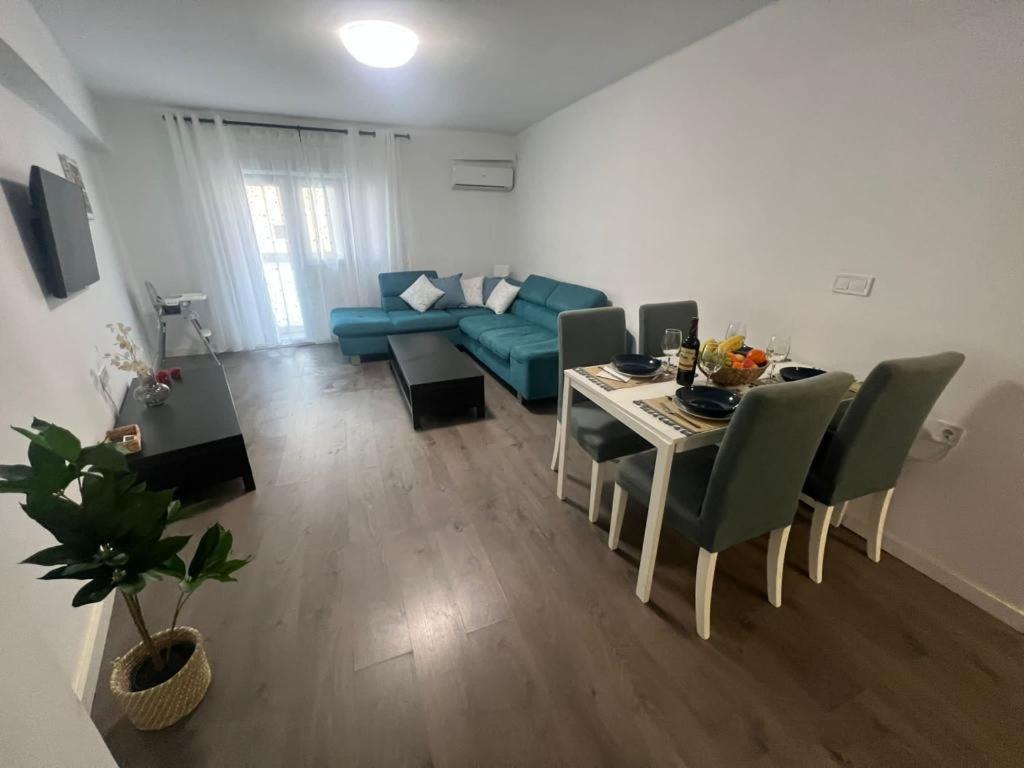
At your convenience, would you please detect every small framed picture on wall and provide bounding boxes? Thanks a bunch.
[58,153,94,219]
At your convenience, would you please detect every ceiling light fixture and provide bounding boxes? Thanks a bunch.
[339,20,419,68]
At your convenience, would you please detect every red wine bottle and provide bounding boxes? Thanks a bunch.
[676,317,700,388]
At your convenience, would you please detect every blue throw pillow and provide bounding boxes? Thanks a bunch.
[429,273,465,310]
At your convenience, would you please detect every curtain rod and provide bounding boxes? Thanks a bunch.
[162,114,410,139]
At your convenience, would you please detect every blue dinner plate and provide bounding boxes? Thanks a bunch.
[612,353,662,376]
[779,366,825,382]
[674,385,741,419]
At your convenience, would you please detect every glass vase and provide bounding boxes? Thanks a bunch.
[133,375,171,407]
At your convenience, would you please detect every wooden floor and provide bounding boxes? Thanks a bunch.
[92,344,1024,767]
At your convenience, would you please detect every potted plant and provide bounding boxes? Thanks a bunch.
[0,419,251,730]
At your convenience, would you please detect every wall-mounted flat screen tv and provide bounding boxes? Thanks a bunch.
[29,165,99,298]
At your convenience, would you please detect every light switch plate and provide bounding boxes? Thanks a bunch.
[833,273,874,297]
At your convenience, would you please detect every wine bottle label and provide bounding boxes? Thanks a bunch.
[678,349,696,371]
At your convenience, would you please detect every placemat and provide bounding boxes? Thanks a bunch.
[634,396,723,435]
[575,364,676,392]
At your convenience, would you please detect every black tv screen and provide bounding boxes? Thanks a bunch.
[29,165,99,298]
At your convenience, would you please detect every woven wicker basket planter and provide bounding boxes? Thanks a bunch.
[110,626,211,731]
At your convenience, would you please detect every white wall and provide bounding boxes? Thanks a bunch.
[515,0,1024,627]
[92,98,517,354]
[0,0,102,142]
[0,4,132,763]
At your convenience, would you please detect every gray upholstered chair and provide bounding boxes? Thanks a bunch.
[803,352,965,583]
[638,301,699,357]
[552,307,650,522]
[609,371,853,639]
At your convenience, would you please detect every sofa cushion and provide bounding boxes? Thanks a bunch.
[429,273,465,310]
[510,299,558,333]
[546,282,608,312]
[510,337,559,363]
[517,275,560,306]
[482,276,503,302]
[445,307,493,320]
[387,309,458,333]
[379,270,438,311]
[331,307,394,338]
[485,279,520,314]
[400,274,445,312]
[461,275,485,307]
[380,270,438,298]
[458,313,528,341]
[479,326,555,361]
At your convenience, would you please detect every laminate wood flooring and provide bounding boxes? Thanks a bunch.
[91,344,1024,767]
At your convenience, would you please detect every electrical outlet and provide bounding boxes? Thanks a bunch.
[833,273,874,297]
[934,419,964,448]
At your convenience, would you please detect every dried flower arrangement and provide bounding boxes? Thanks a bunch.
[106,322,153,379]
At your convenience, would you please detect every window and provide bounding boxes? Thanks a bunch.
[244,181,305,341]
[243,172,347,342]
[301,186,335,256]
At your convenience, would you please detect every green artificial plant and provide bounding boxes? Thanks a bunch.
[0,419,250,670]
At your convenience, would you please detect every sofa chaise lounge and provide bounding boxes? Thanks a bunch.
[330,270,608,401]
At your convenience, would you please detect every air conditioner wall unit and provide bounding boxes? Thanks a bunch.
[451,163,514,191]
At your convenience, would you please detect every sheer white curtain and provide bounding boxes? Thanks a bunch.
[165,113,280,350]
[164,113,408,349]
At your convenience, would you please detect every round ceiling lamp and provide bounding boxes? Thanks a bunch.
[339,20,419,68]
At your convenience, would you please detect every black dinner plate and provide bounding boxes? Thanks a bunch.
[779,366,825,382]
[612,353,662,376]
[674,385,741,419]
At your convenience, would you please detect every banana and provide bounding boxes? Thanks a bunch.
[719,335,746,354]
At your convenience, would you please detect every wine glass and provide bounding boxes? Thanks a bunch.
[725,321,747,341]
[699,342,723,382]
[661,328,682,367]
[766,334,791,380]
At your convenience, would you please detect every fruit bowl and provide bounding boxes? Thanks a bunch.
[700,360,768,387]
[698,337,769,387]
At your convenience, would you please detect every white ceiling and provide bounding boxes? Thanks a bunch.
[30,0,772,134]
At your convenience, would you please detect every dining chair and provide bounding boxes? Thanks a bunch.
[638,301,699,357]
[551,307,651,523]
[802,352,965,583]
[609,371,853,639]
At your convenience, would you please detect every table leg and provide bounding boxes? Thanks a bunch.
[635,442,675,603]
[556,376,573,500]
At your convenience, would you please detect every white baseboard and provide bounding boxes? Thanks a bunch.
[842,517,1024,633]
[73,594,114,708]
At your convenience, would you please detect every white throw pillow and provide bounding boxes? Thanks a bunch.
[485,279,520,315]
[461,275,485,307]
[400,274,444,313]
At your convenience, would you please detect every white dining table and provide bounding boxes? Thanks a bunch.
[556,364,813,603]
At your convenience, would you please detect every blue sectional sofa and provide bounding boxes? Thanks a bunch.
[330,270,608,401]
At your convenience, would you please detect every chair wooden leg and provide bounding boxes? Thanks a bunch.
[808,504,834,584]
[767,525,791,606]
[831,500,849,528]
[608,483,627,550]
[588,460,607,523]
[867,488,895,562]
[556,376,572,500]
[695,549,718,640]
[550,421,561,472]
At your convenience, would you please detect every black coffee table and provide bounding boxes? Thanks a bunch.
[116,364,255,493]
[388,333,485,429]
